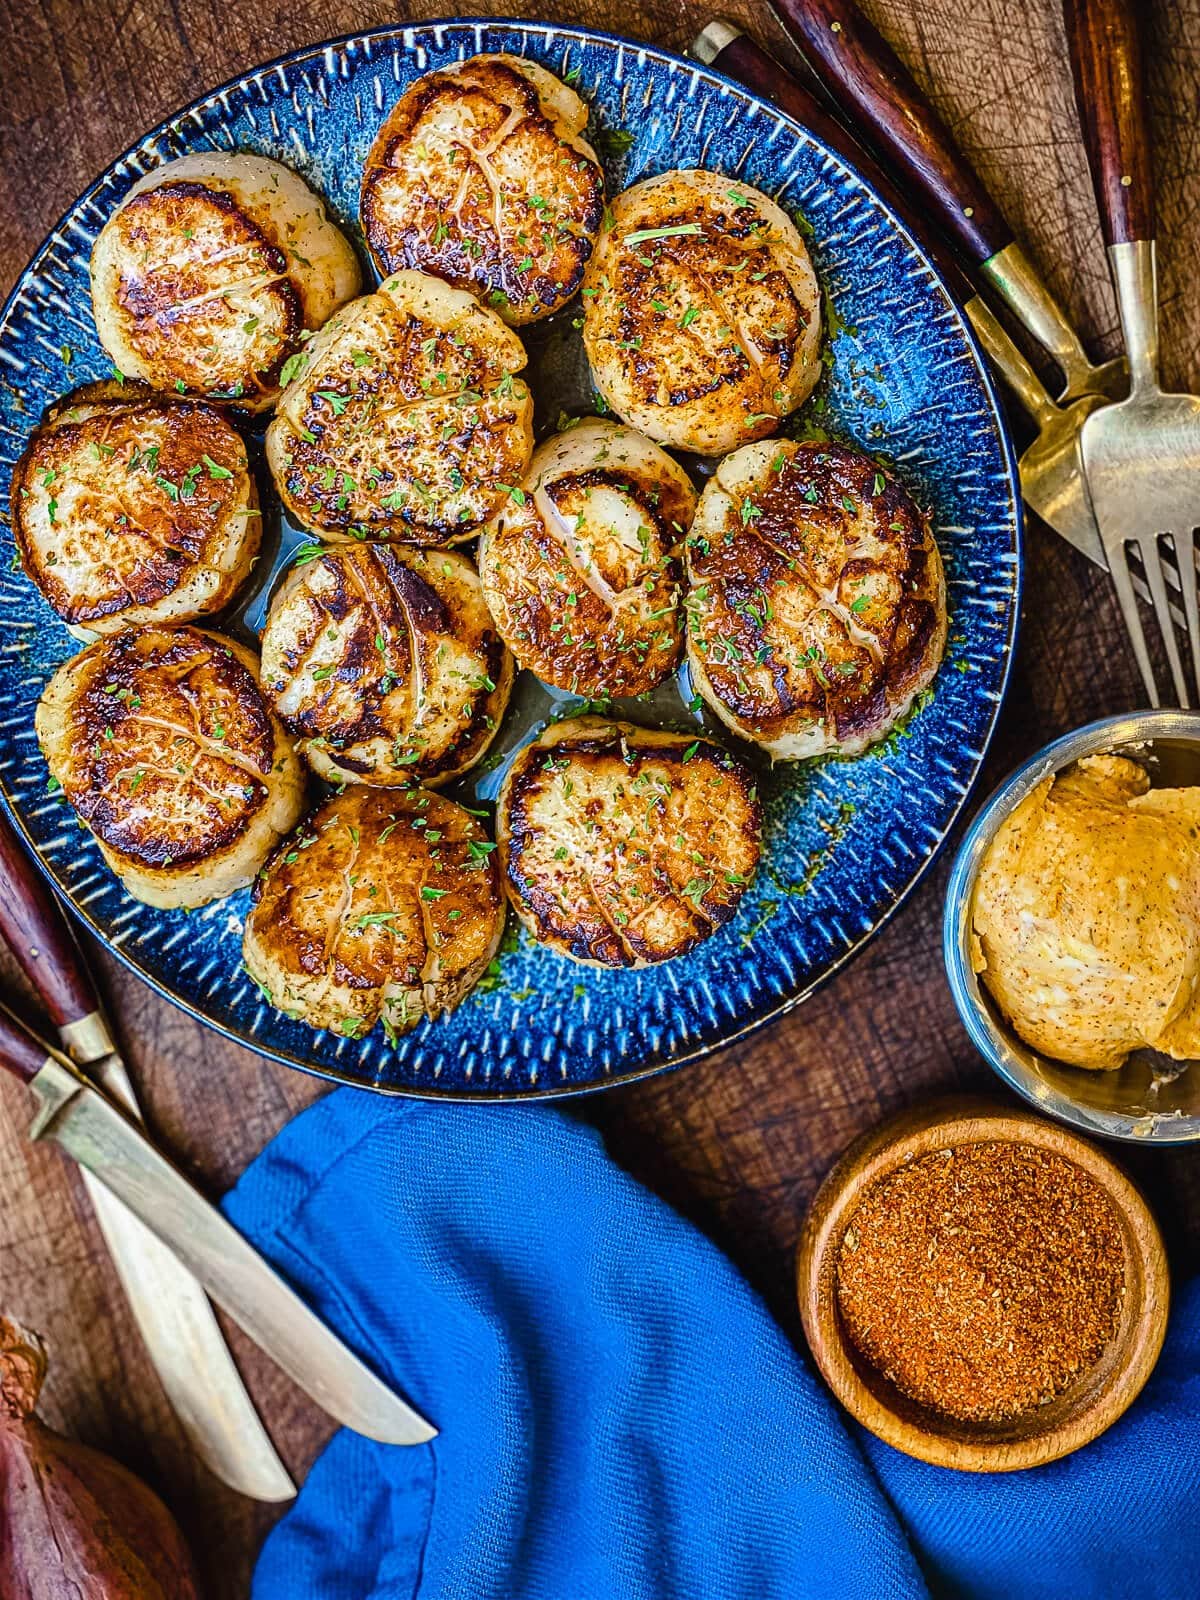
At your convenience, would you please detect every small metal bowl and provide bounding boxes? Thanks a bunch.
[945,710,1200,1144]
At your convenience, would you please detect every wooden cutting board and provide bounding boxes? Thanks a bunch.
[1,1,1199,1592]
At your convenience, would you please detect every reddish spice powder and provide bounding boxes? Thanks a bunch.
[835,1141,1126,1423]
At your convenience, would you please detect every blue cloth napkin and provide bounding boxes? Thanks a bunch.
[223,1091,1200,1600]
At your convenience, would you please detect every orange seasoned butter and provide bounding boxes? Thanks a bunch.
[972,753,1200,1070]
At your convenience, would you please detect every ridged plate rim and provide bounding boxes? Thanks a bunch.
[0,17,1022,1099]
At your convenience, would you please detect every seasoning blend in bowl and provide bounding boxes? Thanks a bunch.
[836,1142,1124,1424]
[798,1101,1169,1471]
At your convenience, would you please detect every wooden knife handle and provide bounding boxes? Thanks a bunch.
[1063,0,1153,245]
[700,28,976,305]
[0,999,57,1086]
[0,806,99,1030]
[769,0,1012,264]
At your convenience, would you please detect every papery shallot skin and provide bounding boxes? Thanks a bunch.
[0,1316,201,1600]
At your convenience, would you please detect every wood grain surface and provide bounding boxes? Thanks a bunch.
[2,2,1200,1593]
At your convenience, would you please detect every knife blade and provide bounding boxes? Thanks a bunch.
[77,1047,299,1500]
[0,1003,435,1448]
[0,806,295,1498]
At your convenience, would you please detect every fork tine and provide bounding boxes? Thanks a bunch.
[1172,529,1200,696]
[1137,536,1190,707]
[1109,543,1161,706]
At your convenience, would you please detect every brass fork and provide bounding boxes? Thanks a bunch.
[1066,0,1200,707]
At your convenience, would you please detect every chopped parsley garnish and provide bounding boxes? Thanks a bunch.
[279,350,309,386]
[599,128,635,160]
[624,224,703,246]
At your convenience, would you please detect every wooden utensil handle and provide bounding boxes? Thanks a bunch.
[770,0,1011,264]
[0,999,56,1086]
[700,28,976,305]
[1062,0,1153,245]
[0,806,99,1029]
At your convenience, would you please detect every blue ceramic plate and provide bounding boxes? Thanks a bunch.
[0,19,1020,1097]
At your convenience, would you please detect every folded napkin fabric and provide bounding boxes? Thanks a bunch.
[223,1091,1200,1600]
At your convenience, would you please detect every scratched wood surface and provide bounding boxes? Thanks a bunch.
[2,1,1199,1592]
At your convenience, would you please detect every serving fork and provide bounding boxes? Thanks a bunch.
[1065,0,1200,706]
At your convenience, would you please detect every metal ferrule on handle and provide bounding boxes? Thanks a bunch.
[963,295,1061,430]
[59,1008,117,1065]
[1107,240,1159,395]
[979,242,1117,403]
[26,1041,91,1138]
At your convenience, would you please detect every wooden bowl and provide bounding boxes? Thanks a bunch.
[796,1097,1170,1472]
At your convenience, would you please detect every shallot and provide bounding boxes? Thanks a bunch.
[0,1314,201,1599]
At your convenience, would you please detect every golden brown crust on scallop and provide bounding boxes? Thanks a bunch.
[264,270,533,544]
[243,787,505,1038]
[685,440,947,759]
[12,388,259,633]
[497,717,761,967]
[477,420,695,698]
[90,153,361,414]
[581,170,823,456]
[361,54,604,327]
[260,544,512,787]
[35,627,304,908]
[95,182,299,401]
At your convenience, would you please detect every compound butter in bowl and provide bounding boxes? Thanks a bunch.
[945,712,1200,1143]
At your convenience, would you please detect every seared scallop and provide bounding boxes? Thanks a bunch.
[260,543,512,787]
[361,54,604,326]
[581,170,823,456]
[265,270,533,544]
[497,718,761,967]
[36,626,304,909]
[243,786,505,1039]
[477,420,695,698]
[685,440,947,759]
[91,153,361,413]
[11,384,259,635]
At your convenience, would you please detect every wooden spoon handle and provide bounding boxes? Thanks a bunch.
[0,806,100,1031]
[0,999,57,1086]
[1062,0,1154,245]
[696,26,976,305]
[769,0,1012,264]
